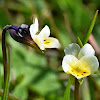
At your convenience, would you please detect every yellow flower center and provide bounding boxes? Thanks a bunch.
[43,39,50,45]
[68,61,91,78]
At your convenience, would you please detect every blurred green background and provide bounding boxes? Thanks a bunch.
[0,0,100,100]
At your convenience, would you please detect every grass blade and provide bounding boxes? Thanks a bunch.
[83,10,98,45]
[64,78,71,100]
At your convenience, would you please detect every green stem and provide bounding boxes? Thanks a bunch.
[0,90,21,100]
[2,26,12,100]
[74,79,80,100]
[2,28,7,83]
[2,46,10,100]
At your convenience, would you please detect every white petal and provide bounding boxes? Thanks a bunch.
[80,55,99,74]
[64,43,81,57]
[30,18,39,38]
[39,25,50,38]
[78,43,95,59]
[62,55,79,73]
[21,24,28,28]
[43,37,60,48]
[33,35,44,50]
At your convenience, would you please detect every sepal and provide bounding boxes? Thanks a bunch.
[57,65,63,71]
[78,78,83,85]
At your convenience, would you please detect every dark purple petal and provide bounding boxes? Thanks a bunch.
[10,27,33,44]
[10,29,23,43]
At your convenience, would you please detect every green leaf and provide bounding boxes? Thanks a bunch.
[70,75,75,84]
[57,65,63,71]
[83,10,98,45]
[78,78,83,85]
[64,78,71,100]
[29,71,61,96]
[12,85,28,100]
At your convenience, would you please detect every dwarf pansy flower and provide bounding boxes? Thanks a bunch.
[62,43,99,79]
[29,18,60,50]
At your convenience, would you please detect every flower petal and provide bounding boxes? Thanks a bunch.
[78,43,95,59]
[30,18,39,38]
[33,35,44,50]
[64,43,81,57]
[43,37,60,48]
[80,55,99,74]
[21,24,28,29]
[39,25,50,38]
[62,55,79,74]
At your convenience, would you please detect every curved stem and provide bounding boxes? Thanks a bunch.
[2,28,7,83]
[2,25,14,100]
[2,25,13,83]
[2,25,21,81]
[74,78,80,100]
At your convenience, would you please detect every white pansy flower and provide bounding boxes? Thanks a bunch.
[62,43,99,79]
[29,17,60,50]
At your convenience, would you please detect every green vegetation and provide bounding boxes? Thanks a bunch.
[0,0,100,100]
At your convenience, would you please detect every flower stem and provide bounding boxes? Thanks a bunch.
[2,46,11,100]
[2,29,7,83]
[2,25,12,100]
[74,78,80,100]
